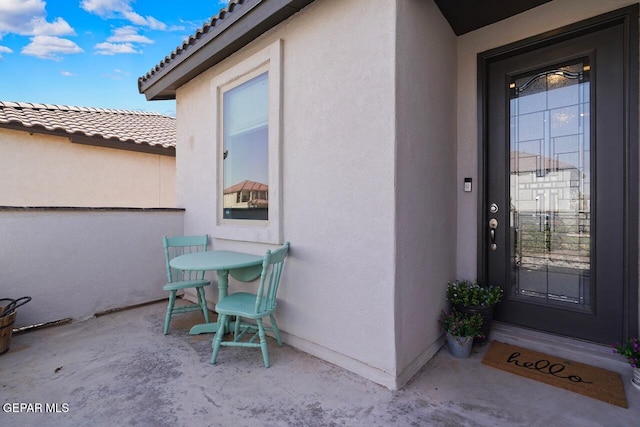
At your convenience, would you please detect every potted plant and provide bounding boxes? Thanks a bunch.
[611,337,640,391]
[446,280,503,345]
[438,310,484,359]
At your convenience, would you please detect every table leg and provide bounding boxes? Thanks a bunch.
[189,270,230,335]
[217,270,229,300]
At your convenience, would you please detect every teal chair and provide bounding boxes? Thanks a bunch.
[211,242,290,367]
[162,235,211,335]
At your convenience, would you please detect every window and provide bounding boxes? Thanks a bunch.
[222,71,269,221]
[213,40,282,244]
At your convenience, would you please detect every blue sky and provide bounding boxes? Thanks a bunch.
[0,0,229,116]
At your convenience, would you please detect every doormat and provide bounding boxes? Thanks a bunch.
[481,341,627,408]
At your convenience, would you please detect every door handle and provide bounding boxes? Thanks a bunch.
[489,218,498,251]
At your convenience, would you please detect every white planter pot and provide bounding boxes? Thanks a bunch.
[445,333,474,358]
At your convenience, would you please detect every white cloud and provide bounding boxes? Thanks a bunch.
[107,26,153,44]
[81,0,166,30]
[121,11,165,30]
[0,0,74,36]
[143,16,165,30]
[80,0,131,15]
[94,41,140,55]
[167,24,185,32]
[61,70,76,76]
[30,16,74,36]
[0,45,13,60]
[21,35,83,60]
[101,68,131,80]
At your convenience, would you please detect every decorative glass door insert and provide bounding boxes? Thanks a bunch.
[508,60,591,311]
[486,18,632,344]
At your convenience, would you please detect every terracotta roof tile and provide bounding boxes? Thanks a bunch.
[138,0,315,101]
[224,180,268,194]
[0,101,176,149]
[137,0,247,87]
[510,151,576,172]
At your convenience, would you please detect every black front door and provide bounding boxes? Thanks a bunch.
[481,8,638,344]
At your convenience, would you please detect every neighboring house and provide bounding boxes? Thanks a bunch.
[510,151,584,213]
[223,180,268,220]
[510,151,590,305]
[138,0,639,389]
[0,101,176,208]
[223,180,268,208]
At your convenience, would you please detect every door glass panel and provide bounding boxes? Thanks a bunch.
[509,60,591,311]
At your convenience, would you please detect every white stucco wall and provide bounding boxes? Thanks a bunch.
[174,0,639,389]
[0,128,176,208]
[0,208,184,328]
[455,0,638,279]
[176,0,398,387]
[394,0,457,386]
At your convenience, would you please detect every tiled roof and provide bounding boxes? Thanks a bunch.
[138,0,249,89]
[224,180,268,194]
[0,101,175,151]
[510,151,576,172]
[138,0,315,100]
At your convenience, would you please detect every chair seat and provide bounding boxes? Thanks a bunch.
[211,242,289,368]
[163,280,210,292]
[215,292,272,319]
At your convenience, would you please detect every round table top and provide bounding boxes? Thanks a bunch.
[169,250,263,271]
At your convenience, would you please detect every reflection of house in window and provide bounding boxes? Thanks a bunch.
[510,151,585,215]
[223,180,268,220]
[510,150,590,268]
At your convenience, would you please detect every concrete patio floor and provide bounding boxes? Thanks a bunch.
[1,300,638,427]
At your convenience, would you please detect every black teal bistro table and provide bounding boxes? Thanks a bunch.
[169,250,264,335]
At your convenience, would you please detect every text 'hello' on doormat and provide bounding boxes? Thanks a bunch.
[481,341,627,408]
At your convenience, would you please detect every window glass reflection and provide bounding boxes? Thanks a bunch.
[222,72,269,220]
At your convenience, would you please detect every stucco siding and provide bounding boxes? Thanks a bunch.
[0,208,184,327]
[0,128,176,208]
[159,155,177,207]
[395,0,457,386]
[176,0,398,386]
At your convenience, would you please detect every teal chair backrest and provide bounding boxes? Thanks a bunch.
[254,242,290,314]
[163,235,209,283]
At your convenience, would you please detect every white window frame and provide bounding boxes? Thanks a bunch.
[212,39,282,244]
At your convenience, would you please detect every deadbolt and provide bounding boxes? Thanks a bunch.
[490,203,499,214]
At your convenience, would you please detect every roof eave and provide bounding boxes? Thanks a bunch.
[138,0,315,101]
[0,123,175,157]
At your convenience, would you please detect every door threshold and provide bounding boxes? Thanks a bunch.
[490,321,629,375]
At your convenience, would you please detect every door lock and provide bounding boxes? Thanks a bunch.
[489,218,498,250]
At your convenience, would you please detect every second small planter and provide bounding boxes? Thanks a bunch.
[445,333,474,358]
[438,309,483,358]
[453,303,495,346]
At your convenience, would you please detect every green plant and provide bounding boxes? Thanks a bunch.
[447,280,503,307]
[611,338,640,368]
[438,310,484,338]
